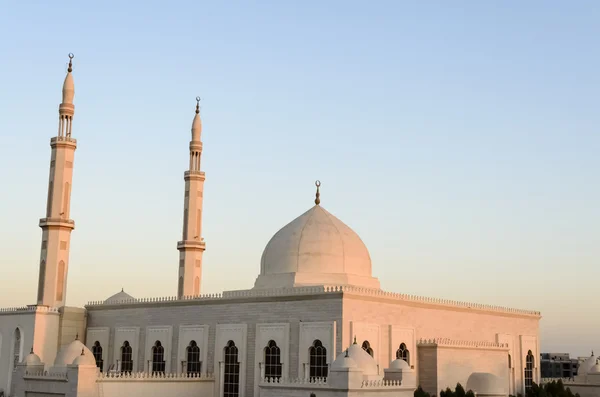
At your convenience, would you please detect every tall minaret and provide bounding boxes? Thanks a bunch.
[37,54,78,307]
[177,97,206,298]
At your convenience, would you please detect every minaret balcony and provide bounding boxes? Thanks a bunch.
[184,170,205,180]
[177,240,206,250]
[39,217,75,229]
[50,136,77,148]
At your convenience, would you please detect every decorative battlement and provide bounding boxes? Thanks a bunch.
[97,372,214,381]
[0,306,60,315]
[261,377,328,386]
[540,378,578,385]
[417,338,508,350]
[39,217,75,229]
[177,240,206,250]
[85,285,541,317]
[361,379,403,388]
[24,370,69,380]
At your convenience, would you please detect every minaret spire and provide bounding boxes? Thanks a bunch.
[177,96,206,298]
[37,53,78,307]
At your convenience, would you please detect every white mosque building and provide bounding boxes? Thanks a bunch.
[0,55,543,397]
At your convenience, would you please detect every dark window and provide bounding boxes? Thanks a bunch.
[121,341,133,373]
[92,341,104,372]
[309,340,328,379]
[264,340,282,379]
[152,341,165,374]
[525,350,535,391]
[396,343,410,365]
[224,341,240,397]
[187,340,201,375]
[361,340,374,357]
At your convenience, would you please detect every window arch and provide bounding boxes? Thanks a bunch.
[152,341,165,373]
[92,341,103,372]
[194,276,200,295]
[264,340,282,379]
[361,340,374,357]
[13,328,22,371]
[56,260,65,301]
[178,276,184,297]
[396,342,410,364]
[508,353,512,368]
[120,341,133,373]
[37,260,46,302]
[186,340,201,375]
[309,339,328,379]
[525,350,534,391]
[223,341,240,397]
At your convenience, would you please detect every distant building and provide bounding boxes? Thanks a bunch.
[540,353,580,378]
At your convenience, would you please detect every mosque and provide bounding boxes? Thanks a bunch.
[0,55,543,397]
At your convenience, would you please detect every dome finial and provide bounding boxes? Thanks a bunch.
[75,333,79,340]
[353,336,357,345]
[314,180,321,205]
[30,347,34,354]
[345,349,349,358]
[81,348,85,356]
[67,53,74,73]
[195,96,201,114]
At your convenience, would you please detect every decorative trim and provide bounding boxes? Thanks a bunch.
[145,326,173,373]
[298,321,336,379]
[177,325,209,376]
[417,338,509,351]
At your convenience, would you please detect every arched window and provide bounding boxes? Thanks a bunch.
[152,341,165,373]
[120,341,133,373]
[92,341,103,372]
[396,343,410,364]
[37,260,46,302]
[264,340,282,379]
[186,340,201,375]
[194,276,200,295]
[178,276,184,297]
[223,341,240,397]
[508,354,512,368]
[525,350,534,391]
[56,260,65,301]
[309,339,328,379]
[13,328,22,371]
[361,340,374,357]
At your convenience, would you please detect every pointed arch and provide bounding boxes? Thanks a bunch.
[120,341,133,373]
[193,276,200,295]
[37,260,46,302]
[186,340,201,375]
[56,260,65,301]
[152,340,165,373]
[12,328,22,372]
[309,339,328,379]
[223,340,240,397]
[178,276,184,297]
[525,350,534,391]
[92,341,103,371]
[361,340,374,357]
[396,342,410,364]
[264,340,282,379]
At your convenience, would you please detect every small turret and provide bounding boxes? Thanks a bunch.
[191,96,202,141]
[62,53,75,104]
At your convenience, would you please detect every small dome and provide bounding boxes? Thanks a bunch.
[192,113,202,141]
[72,349,96,367]
[389,358,410,370]
[54,339,94,367]
[344,342,379,377]
[23,350,42,366]
[255,205,380,289]
[589,363,600,374]
[104,289,135,304]
[331,351,358,370]
[466,373,505,395]
[580,354,597,375]
[62,72,74,104]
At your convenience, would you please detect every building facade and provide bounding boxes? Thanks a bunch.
[0,56,543,397]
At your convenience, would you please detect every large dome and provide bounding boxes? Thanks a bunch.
[254,204,380,289]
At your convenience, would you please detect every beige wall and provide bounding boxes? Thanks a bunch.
[342,294,540,395]
[98,378,214,397]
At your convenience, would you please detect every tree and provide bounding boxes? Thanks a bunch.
[415,385,431,397]
[455,383,466,397]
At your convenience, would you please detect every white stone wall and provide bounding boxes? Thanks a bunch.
[342,294,540,395]
[0,311,36,394]
[259,384,414,397]
[98,377,214,397]
[86,295,344,397]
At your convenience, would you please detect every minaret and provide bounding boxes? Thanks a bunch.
[37,54,78,307]
[177,97,206,298]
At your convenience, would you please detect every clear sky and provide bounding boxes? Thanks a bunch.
[0,1,598,357]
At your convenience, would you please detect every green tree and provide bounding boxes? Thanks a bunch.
[415,385,431,397]
[455,383,466,397]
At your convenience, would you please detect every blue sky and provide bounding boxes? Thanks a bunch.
[0,1,598,357]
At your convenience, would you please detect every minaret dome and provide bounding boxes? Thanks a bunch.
[62,53,75,104]
[191,96,202,141]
